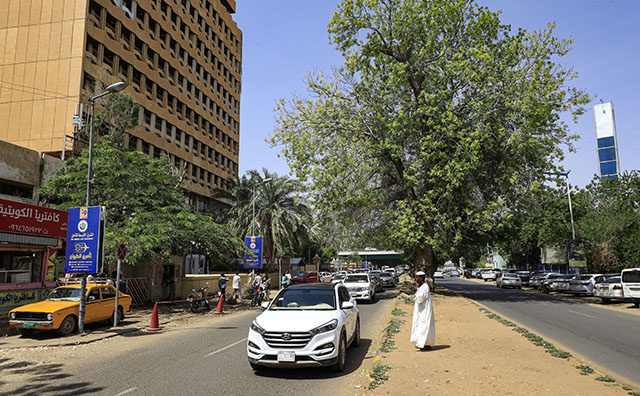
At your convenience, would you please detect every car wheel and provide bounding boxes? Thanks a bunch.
[351,319,361,348]
[634,302,640,308]
[601,298,610,304]
[332,333,347,372]
[57,315,77,336]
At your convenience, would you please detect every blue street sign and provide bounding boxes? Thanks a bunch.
[65,206,102,273]
[244,236,263,269]
[363,261,370,269]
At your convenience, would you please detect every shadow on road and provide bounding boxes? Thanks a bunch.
[252,338,373,379]
[0,356,105,396]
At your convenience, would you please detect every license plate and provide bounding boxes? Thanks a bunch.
[277,351,295,362]
[23,322,35,328]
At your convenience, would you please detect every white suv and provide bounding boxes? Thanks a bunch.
[621,268,640,308]
[343,274,376,303]
[247,283,360,372]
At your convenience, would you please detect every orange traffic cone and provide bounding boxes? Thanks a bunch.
[147,302,162,331]
[214,294,224,315]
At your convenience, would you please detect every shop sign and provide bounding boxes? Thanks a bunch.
[0,198,68,238]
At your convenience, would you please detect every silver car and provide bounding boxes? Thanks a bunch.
[569,274,604,295]
[496,273,522,289]
[593,276,624,303]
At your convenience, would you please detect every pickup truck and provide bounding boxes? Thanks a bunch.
[291,271,320,284]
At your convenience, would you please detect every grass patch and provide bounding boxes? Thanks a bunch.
[391,309,406,316]
[622,386,632,391]
[384,318,405,338]
[595,375,616,383]
[507,325,572,359]
[576,365,594,375]
[368,364,391,390]
[379,338,396,353]
[628,392,640,396]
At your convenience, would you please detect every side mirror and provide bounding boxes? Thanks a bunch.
[260,301,270,309]
[341,301,354,309]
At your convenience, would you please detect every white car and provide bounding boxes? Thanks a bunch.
[331,273,346,284]
[569,274,604,295]
[496,273,522,289]
[593,276,624,303]
[482,269,501,282]
[434,270,444,278]
[343,274,376,303]
[621,268,640,308]
[247,283,360,372]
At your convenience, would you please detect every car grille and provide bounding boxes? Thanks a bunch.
[263,331,313,349]
[14,312,48,321]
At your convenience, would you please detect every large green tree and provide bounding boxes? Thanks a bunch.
[270,0,589,277]
[39,94,245,269]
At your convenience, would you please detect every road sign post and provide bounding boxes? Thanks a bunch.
[114,243,127,326]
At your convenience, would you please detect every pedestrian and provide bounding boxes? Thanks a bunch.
[263,274,271,302]
[285,270,292,286]
[232,272,242,302]
[410,270,435,350]
[281,272,287,289]
[218,273,229,300]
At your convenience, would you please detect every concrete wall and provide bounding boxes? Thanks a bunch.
[181,272,279,300]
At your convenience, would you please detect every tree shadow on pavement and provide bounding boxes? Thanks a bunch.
[0,357,105,396]
[251,338,373,380]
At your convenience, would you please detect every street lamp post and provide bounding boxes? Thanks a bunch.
[545,171,576,240]
[79,81,127,333]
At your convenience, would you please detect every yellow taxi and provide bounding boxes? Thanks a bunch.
[9,283,132,336]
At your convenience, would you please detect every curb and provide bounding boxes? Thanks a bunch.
[1,327,142,350]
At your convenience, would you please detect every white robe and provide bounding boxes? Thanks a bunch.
[410,282,436,348]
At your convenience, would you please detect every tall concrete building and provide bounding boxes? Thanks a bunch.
[0,0,241,209]
[593,102,620,179]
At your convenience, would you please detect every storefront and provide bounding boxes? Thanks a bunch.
[0,198,68,317]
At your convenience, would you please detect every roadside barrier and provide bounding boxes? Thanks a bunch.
[214,294,224,314]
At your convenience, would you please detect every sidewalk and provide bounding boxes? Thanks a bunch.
[0,295,264,350]
[349,287,640,396]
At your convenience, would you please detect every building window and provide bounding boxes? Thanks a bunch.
[0,250,44,284]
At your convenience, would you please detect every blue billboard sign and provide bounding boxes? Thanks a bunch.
[65,206,102,274]
[244,236,263,269]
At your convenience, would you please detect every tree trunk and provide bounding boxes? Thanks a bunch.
[415,243,436,291]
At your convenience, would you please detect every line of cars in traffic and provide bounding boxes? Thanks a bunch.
[457,267,640,307]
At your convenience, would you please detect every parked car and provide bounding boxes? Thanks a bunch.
[530,272,552,289]
[593,276,624,303]
[292,271,320,284]
[247,282,360,372]
[331,273,346,284]
[319,272,333,283]
[515,271,531,286]
[539,273,569,293]
[569,274,604,295]
[343,274,376,303]
[548,274,575,293]
[380,271,396,287]
[481,268,502,282]
[496,273,522,289]
[368,270,384,293]
[434,270,444,278]
[449,269,460,277]
[621,268,640,307]
[9,283,132,336]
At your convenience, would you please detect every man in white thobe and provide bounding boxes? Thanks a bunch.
[410,271,436,350]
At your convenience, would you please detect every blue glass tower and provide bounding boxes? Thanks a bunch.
[593,102,620,179]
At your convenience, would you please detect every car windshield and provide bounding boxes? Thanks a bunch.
[503,273,518,278]
[334,274,345,280]
[46,287,83,301]
[602,277,621,284]
[345,275,369,283]
[576,275,593,280]
[269,288,336,310]
[297,272,308,277]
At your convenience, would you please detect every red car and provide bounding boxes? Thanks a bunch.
[292,271,320,283]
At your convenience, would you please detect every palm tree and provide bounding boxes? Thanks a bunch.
[218,169,312,270]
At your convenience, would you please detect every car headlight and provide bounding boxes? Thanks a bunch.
[47,313,53,321]
[310,319,338,335]
[250,321,266,335]
[10,312,16,320]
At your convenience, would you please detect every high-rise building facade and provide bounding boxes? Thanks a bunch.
[0,0,241,209]
[593,102,620,180]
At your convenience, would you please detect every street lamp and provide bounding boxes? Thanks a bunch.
[251,177,272,236]
[79,81,127,333]
[545,170,576,240]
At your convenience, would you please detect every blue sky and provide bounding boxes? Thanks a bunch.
[234,1,640,188]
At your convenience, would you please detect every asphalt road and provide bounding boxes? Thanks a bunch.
[438,277,640,383]
[1,289,396,396]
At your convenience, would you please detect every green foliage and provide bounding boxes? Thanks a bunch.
[39,96,244,268]
[384,318,405,338]
[391,309,406,316]
[379,338,396,353]
[271,0,589,273]
[368,364,391,390]
[576,365,594,375]
[595,375,616,383]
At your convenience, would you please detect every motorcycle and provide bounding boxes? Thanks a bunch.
[187,282,211,312]
[249,284,265,307]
